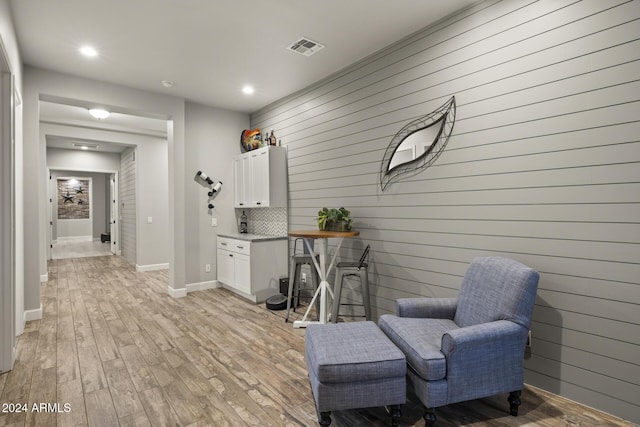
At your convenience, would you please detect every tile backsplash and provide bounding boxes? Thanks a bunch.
[238,207,288,236]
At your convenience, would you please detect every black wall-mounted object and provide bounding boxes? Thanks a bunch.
[380,96,456,191]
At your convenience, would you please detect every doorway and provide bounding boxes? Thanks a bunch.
[48,170,119,260]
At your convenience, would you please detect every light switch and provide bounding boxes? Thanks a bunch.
[211,218,217,227]
[147,216,153,224]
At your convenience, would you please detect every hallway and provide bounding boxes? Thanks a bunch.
[51,238,113,260]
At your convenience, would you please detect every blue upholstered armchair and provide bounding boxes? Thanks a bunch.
[379,256,539,426]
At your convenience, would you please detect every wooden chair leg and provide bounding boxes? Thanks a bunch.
[424,407,436,427]
[389,404,401,427]
[508,390,522,416]
[319,411,331,426]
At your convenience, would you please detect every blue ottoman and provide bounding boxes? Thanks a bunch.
[305,321,406,426]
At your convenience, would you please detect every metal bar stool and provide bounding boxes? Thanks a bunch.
[285,238,320,322]
[331,244,371,323]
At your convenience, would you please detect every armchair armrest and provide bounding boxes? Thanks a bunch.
[396,297,458,319]
[441,320,529,402]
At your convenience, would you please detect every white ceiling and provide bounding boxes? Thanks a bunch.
[41,101,167,153]
[10,0,477,114]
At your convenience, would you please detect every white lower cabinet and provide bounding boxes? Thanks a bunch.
[216,236,287,303]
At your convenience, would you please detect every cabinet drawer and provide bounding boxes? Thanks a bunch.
[217,237,251,256]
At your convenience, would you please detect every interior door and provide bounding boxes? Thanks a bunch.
[110,174,116,254]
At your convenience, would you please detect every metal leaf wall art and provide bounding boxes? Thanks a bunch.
[380,96,456,191]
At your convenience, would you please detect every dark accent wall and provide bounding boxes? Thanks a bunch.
[252,0,640,422]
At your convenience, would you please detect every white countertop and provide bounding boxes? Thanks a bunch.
[218,232,288,242]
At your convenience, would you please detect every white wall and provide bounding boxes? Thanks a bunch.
[47,146,121,171]
[252,0,640,422]
[135,135,169,269]
[0,0,24,357]
[184,102,249,286]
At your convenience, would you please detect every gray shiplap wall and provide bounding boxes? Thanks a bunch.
[251,0,640,422]
[119,147,136,266]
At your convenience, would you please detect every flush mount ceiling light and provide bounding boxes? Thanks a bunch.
[72,143,99,150]
[161,80,174,88]
[88,108,110,119]
[242,85,255,95]
[79,45,98,57]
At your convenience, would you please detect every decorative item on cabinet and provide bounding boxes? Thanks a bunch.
[241,128,263,152]
[240,210,248,233]
[269,130,277,146]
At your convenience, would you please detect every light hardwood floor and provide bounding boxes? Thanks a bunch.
[0,256,634,426]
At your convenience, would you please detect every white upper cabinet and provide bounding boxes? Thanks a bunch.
[234,146,287,208]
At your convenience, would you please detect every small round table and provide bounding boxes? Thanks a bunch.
[288,230,359,328]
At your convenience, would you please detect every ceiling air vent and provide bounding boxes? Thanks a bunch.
[288,37,325,56]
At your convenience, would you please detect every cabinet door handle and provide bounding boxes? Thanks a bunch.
[229,254,233,257]
[221,242,227,246]
[239,203,244,206]
[236,246,244,249]
[256,202,261,205]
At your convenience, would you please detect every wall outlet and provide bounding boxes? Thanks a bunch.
[205,264,211,273]
[301,272,307,283]
[211,217,217,227]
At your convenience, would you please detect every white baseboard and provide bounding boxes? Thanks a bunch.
[24,304,42,321]
[40,273,48,283]
[57,235,92,241]
[136,263,169,272]
[186,280,220,293]
[167,286,187,298]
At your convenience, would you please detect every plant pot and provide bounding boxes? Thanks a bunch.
[321,220,351,232]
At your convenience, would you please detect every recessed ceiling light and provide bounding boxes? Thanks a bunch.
[88,108,110,119]
[242,85,255,95]
[79,46,98,57]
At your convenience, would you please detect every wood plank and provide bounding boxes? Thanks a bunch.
[77,345,108,393]
[137,387,181,427]
[118,411,151,427]
[107,318,135,348]
[102,362,145,418]
[92,327,120,362]
[57,379,88,427]
[118,345,158,392]
[56,339,80,384]
[25,367,57,427]
[33,319,57,370]
[84,388,119,427]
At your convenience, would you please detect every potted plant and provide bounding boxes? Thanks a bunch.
[318,207,353,231]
